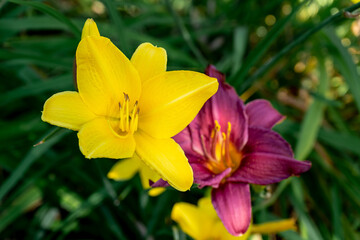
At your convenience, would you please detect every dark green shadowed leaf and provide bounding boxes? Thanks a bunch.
[8,0,81,37]
[228,1,306,89]
[0,129,68,201]
[0,186,42,232]
[322,27,360,113]
[294,53,328,160]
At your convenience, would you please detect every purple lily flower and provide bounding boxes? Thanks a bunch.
[172,65,312,236]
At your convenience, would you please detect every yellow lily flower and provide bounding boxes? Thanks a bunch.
[172,197,296,240]
[41,19,218,192]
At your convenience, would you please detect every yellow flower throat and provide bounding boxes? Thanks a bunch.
[201,120,242,175]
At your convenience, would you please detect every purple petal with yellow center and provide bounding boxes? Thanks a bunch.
[191,163,231,188]
[211,182,251,236]
[243,127,293,157]
[228,152,312,185]
[245,99,285,129]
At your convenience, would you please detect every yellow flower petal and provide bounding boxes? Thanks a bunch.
[41,91,96,131]
[138,71,218,138]
[107,157,141,181]
[148,187,165,197]
[78,118,136,159]
[212,221,251,240]
[76,36,141,116]
[172,202,215,240]
[134,130,193,191]
[251,218,297,234]
[138,161,162,189]
[130,42,167,83]
[81,18,100,39]
[198,198,218,219]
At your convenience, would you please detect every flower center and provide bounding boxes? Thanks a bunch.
[201,120,242,175]
[110,93,139,137]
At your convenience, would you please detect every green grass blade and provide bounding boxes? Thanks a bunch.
[231,26,248,75]
[322,27,360,113]
[100,206,127,239]
[331,185,343,240]
[8,0,81,37]
[0,186,42,232]
[165,0,207,67]
[228,1,305,88]
[0,74,73,108]
[294,55,328,160]
[0,129,68,201]
[291,178,324,240]
[236,2,360,94]
[318,129,360,157]
[100,0,130,56]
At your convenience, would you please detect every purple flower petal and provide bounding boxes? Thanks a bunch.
[211,182,251,236]
[150,179,170,188]
[245,99,284,129]
[244,127,293,157]
[228,153,312,185]
[176,99,214,157]
[209,81,248,150]
[205,65,226,83]
[191,163,231,188]
[173,127,193,154]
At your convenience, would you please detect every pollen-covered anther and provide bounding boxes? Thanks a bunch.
[118,93,139,134]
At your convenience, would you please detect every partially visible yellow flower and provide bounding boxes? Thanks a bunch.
[171,197,296,240]
[41,19,218,192]
[172,197,251,240]
[107,154,165,196]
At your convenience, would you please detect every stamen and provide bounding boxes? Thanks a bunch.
[200,135,216,162]
[119,100,125,131]
[124,93,130,131]
[225,122,232,167]
[118,93,139,135]
[211,120,221,158]
[221,132,226,164]
[132,108,139,132]
[130,102,139,133]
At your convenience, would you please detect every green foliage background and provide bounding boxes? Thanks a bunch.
[1,0,360,239]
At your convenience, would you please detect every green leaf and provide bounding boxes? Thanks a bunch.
[294,54,328,160]
[0,186,42,232]
[322,27,360,113]
[8,0,81,37]
[0,129,68,201]
[231,26,248,75]
[229,1,306,90]
[318,129,360,157]
[0,74,73,107]
[291,178,324,240]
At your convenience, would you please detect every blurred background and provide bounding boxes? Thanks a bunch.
[1,0,360,239]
